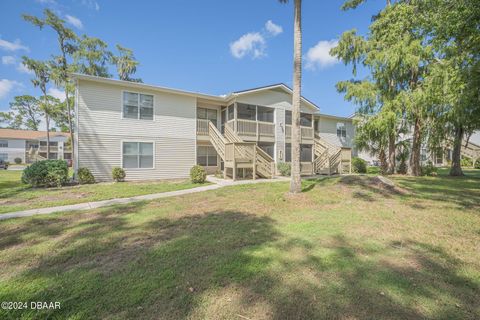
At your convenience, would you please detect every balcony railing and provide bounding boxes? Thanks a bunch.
[196,119,210,135]
[285,125,314,140]
[231,119,275,138]
[37,146,72,153]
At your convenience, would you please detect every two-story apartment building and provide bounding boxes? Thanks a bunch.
[0,129,71,164]
[73,74,354,181]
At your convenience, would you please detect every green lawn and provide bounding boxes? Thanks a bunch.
[0,170,479,319]
[0,170,205,214]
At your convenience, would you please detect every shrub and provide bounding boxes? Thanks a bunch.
[190,165,206,183]
[112,167,126,182]
[14,157,22,164]
[77,167,95,184]
[421,161,438,176]
[352,157,367,173]
[277,162,291,176]
[366,166,380,175]
[460,157,473,167]
[22,160,68,187]
[475,160,480,169]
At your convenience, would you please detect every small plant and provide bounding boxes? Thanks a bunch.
[14,157,22,164]
[475,160,480,169]
[277,162,291,176]
[421,161,438,176]
[22,160,68,187]
[352,157,367,173]
[190,165,206,183]
[112,167,126,182]
[77,167,95,184]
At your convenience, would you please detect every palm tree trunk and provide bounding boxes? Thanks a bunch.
[290,0,302,194]
[450,124,464,176]
[61,48,75,171]
[46,113,50,158]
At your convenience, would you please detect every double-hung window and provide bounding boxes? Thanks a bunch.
[336,122,346,139]
[0,140,8,148]
[122,142,154,169]
[0,153,7,161]
[197,146,218,166]
[123,92,154,120]
[197,108,218,126]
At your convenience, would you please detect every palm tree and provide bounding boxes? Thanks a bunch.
[280,0,302,193]
[22,58,52,157]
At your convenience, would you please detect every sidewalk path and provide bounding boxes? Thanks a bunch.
[0,176,289,221]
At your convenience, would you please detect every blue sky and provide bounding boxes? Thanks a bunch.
[0,0,383,117]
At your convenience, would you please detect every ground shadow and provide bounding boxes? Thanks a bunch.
[1,201,479,319]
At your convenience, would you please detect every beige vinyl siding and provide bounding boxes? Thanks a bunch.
[317,116,354,148]
[77,80,196,181]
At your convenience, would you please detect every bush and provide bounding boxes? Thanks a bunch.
[22,160,69,187]
[77,167,95,184]
[190,165,206,183]
[352,157,367,173]
[277,162,291,176]
[421,161,438,176]
[367,166,380,175]
[14,157,22,164]
[460,157,473,167]
[475,160,480,169]
[112,167,126,182]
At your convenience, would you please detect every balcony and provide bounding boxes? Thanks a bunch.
[285,125,314,141]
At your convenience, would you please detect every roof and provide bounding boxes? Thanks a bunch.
[316,113,353,122]
[71,74,320,111]
[71,73,226,102]
[0,129,69,140]
[232,83,319,111]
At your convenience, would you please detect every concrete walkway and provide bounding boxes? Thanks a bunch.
[0,176,289,221]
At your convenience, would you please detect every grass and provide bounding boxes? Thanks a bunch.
[0,170,205,214]
[0,169,479,319]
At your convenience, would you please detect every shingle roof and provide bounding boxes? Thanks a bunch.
[0,129,69,140]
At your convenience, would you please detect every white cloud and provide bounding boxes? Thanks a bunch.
[304,40,339,70]
[230,32,266,59]
[1,56,15,65]
[0,38,29,52]
[0,79,22,99]
[16,62,34,75]
[65,15,83,29]
[47,87,66,101]
[81,0,100,11]
[265,20,283,36]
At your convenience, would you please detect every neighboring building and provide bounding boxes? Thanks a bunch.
[0,129,71,164]
[73,74,354,181]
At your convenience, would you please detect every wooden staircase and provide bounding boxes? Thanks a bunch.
[461,140,480,165]
[314,134,351,175]
[208,121,275,179]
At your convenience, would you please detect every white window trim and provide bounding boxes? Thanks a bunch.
[121,90,155,121]
[197,145,218,167]
[120,140,156,170]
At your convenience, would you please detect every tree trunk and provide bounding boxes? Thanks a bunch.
[408,116,422,176]
[65,89,74,167]
[46,114,50,158]
[387,132,396,174]
[379,149,388,174]
[449,125,464,176]
[290,0,302,194]
[61,48,75,174]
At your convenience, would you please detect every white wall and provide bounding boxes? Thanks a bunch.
[77,80,197,181]
[0,139,25,163]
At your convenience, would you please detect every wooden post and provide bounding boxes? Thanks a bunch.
[253,146,257,180]
[232,144,236,181]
